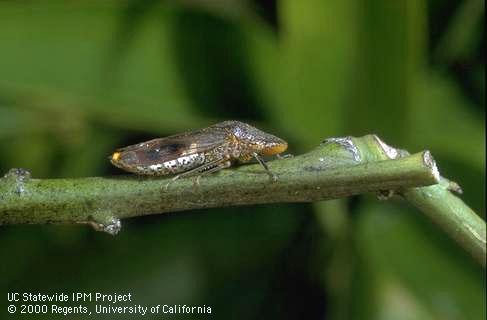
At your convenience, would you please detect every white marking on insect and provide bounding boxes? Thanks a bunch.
[149,164,163,171]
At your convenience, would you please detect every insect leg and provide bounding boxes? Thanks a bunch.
[193,160,232,186]
[164,157,228,190]
[199,160,231,176]
[173,157,230,180]
[253,152,277,182]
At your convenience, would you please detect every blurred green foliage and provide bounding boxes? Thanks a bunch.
[0,1,484,319]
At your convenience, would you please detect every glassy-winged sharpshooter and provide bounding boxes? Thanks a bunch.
[110,121,288,183]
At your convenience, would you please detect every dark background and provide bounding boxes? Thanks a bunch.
[0,1,485,319]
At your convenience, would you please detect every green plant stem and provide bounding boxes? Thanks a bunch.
[404,180,486,267]
[0,134,484,268]
[0,135,436,226]
[360,135,486,267]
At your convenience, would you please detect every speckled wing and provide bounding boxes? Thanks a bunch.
[113,128,229,168]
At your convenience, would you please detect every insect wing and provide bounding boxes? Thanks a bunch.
[114,128,228,168]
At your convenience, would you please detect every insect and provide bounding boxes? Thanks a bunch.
[110,120,288,185]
